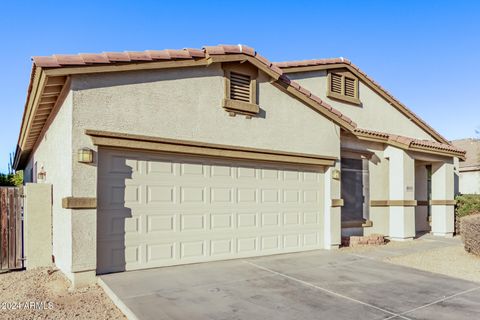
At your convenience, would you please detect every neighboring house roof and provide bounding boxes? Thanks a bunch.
[14,44,465,169]
[451,139,480,171]
[274,58,449,145]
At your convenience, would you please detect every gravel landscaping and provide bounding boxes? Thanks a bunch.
[340,235,480,283]
[0,268,125,320]
[385,244,480,283]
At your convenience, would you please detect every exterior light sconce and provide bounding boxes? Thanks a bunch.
[78,148,93,164]
[332,169,341,180]
[37,167,47,183]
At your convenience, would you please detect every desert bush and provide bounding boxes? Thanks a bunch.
[456,194,480,218]
[461,214,480,256]
[455,194,480,234]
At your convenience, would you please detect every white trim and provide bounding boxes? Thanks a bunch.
[323,167,333,249]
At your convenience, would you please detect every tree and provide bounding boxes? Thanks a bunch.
[0,152,23,186]
[0,172,23,186]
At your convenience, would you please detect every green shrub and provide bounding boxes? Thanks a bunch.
[0,171,23,186]
[455,194,480,218]
[461,214,480,256]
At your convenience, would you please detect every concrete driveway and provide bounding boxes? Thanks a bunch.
[99,239,480,320]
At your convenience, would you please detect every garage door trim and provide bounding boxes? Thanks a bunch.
[86,129,337,167]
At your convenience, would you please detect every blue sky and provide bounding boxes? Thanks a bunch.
[0,0,479,173]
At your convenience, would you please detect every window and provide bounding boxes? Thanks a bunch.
[327,70,360,105]
[222,63,259,117]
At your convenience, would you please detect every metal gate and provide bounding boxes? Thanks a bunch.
[0,187,23,271]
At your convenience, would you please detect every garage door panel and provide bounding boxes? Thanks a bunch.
[97,148,325,274]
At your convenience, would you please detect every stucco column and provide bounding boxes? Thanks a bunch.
[431,161,455,237]
[324,162,341,249]
[384,146,416,240]
[68,125,99,287]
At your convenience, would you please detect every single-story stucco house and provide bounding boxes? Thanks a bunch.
[13,44,466,287]
[452,138,480,194]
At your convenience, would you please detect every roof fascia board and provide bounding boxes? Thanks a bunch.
[14,67,46,169]
[29,77,72,157]
[43,58,211,77]
[281,64,345,73]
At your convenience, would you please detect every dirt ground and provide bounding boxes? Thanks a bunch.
[385,244,480,283]
[340,236,480,283]
[0,268,125,320]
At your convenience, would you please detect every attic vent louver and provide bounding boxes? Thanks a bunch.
[344,77,356,97]
[230,72,251,102]
[327,71,360,105]
[330,73,342,94]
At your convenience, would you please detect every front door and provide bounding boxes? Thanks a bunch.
[341,158,369,224]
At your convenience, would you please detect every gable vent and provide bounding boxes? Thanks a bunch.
[344,77,356,97]
[330,73,342,94]
[230,72,251,102]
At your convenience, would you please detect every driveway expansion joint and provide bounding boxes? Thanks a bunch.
[243,260,412,320]
[382,286,480,320]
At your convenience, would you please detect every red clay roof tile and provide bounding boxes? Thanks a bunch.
[289,80,301,90]
[203,46,225,55]
[240,45,255,56]
[184,48,205,58]
[79,53,109,64]
[54,55,86,65]
[145,50,171,60]
[32,56,60,67]
[310,94,323,104]
[165,49,191,59]
[127,51,152,61]
[104,52,131,62]
[299,86,311,97]
[220,45,242,54]
[354,128,465,155]
[254,53,271,67]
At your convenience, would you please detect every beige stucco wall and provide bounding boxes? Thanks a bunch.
[459,171,480,194]
[70,63,341,199]
[71,64,340,159]
[288,71,435,141]
[24,183,53,269]
[67,63,341,275]
[24,92,73,275]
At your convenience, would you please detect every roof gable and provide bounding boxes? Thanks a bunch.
[275,58,449,145]
[14,45,465,169]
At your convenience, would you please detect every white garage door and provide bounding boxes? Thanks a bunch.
[97,148,325,274]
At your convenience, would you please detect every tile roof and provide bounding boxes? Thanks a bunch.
[354,128,465,156]
[451,139,480,169]
[31,45,357,130]
[274,58,450,145]
[22,44,463,162]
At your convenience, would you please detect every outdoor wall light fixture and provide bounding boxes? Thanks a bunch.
[332,169,341,180]
[78,148,93,163]
[37,167,46,183]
